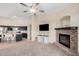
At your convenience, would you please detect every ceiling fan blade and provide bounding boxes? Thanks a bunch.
[39,10,45,13]
[24,11,28,13]
[35,3,39,6]
[34,13,36,16]
[20,3,28,7]
[30,3,33,8]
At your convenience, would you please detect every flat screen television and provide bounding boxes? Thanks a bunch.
[39,24,49,31]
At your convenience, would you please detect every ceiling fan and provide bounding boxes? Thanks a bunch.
[20,3,45,16]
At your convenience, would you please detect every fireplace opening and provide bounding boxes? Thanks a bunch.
[59,34,70,48]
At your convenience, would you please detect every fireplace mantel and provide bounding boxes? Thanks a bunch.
[55,26,78,30]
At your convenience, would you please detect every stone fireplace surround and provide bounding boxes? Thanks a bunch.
[55,27,78,53]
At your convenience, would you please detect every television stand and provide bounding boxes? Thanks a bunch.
[36,35,49,44]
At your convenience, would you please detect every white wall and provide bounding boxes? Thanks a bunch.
[0,17,31,26]
[56,5,79,27]
[32,4,79,52]
[32,13,57,43]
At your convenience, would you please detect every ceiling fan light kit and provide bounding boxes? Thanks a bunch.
[20,3,45,16]
[30,8,36,13]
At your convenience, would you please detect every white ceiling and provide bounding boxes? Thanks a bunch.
[0,3,78,18]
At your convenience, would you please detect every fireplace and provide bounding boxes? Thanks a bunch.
[59,34,70,48]
[55,27,78,53]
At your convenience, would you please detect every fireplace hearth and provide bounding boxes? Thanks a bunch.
[59,34,70,48]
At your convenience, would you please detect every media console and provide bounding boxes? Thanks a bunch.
[37,35,49,44]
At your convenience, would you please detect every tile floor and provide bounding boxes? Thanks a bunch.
[0,40,77,56]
